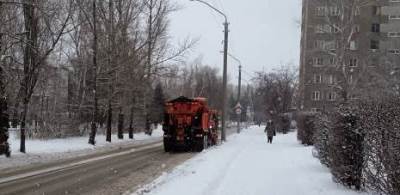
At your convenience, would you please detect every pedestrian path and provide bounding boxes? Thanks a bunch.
[134,126,370,195]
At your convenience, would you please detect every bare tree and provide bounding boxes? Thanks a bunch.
[11,0,74,152]
[0,0,196,152]
[253,65,297,126]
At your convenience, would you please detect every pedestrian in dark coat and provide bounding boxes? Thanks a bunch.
[265,120,275,144]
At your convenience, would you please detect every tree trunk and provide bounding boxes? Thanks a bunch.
[129,103,134,139]
[11,96,20,128]
[20,100,28,153]
[105,0,114,143]
[106,100,112,142]
[144,0,153,135]
[88,0,98,145]
[20,1,38,152]
[117,109,124,139]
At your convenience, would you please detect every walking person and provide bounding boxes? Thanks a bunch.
[265,120,275,144]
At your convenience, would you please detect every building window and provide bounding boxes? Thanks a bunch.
[327,92,336,101]
[349,41,357,50]
[349,58,358,67]
[324,24,332,33]
[372,6,381,16]
[327,74,335,85]
[389,15,400,20]
[313,58,324,66]
[355,7,361,16]
[388,49,400,55]
[315,25,324,33]
[353,25,360,33]
[314,74,322,83]
[316,7,327,16]
[371,23,380,33]
[330,6,340,16]
[388,32,400,37]
[315,40,325,49]
[315,25,332,34]
[312,91,321,101]
[370,40,379,50]
[329,58,336,66]
[311,108,320,113]
[325,41,336,51]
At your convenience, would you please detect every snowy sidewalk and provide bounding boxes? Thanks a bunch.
[134,126,369,195]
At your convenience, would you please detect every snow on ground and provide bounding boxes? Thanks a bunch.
[133,126,370,195]
[7,127,163,154]
[0,127,163,170]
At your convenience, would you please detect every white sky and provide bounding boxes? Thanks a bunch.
[169,0,302,82]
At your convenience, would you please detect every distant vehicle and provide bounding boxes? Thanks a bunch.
[162,96,219,152]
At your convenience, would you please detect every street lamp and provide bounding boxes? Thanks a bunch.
[190,0,229,142]
[228,53,242,134]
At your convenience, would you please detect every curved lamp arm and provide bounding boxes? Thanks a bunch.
[189,0,228,23]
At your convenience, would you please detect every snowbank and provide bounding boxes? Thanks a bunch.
[0,127,163,170]
[6,127,163,155]
[133,126,371,195]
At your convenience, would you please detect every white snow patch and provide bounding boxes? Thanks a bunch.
[132,126,371,195]
[0,126,163,170]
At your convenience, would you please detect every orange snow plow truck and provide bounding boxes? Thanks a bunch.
[162,96,219,152]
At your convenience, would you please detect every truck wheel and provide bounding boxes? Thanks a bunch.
[203,136,208,150]
[194,136,207,152]
[5,150,10,157]
[163,139,171,152]
[5,144,10,157]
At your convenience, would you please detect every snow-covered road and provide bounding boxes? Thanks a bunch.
[134,126,370,195]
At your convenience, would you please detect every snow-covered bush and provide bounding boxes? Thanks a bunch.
[359,98,400,195]
[296,112,316,145]
[329,103,363,190]
[313,113,332,167]
[311,98,400,194]
[276,114,290,134]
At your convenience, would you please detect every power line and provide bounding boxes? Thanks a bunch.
[242,69,255,79]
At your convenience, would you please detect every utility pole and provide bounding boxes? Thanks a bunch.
[237,65,242,133]
[190,0,228,142]
[228,53,242,134]
[221,21,228,141]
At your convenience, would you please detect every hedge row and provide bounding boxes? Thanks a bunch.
[301,98,400,195]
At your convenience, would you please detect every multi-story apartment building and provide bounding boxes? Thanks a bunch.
[382,1,400,62]
[299,0,398,112]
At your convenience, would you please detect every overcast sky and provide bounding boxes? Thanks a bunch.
[169,0,302,82]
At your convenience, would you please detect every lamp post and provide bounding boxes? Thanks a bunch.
[190,0,229,142]
[228,53,242,134]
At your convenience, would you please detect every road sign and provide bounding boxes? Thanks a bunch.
[234,102,242,109]
[234,102,242,115]
[235,107,242,115]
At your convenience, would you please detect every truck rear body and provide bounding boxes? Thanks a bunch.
[163,96,218,152]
